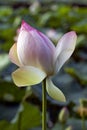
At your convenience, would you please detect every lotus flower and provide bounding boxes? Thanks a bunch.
[9,21,77,102]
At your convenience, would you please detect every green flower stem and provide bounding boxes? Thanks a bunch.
[42,78,47,130]
[61,123,65,130]
[18,110,22,130]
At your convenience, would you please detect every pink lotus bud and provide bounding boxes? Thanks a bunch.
[9,20,77,102]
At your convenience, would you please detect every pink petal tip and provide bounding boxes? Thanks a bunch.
[21,20,34,31]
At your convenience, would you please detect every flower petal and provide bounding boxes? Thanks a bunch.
[12,66,47,87]
[17,21,55,75]
[9,43,21,66]
[46,78,66,102]
[54,31,77,72]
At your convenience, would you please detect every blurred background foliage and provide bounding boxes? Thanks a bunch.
[0,0,87,130]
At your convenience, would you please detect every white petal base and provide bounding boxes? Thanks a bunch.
[46,78,66,102]
[12,66,46,87]
[9,43,21,66]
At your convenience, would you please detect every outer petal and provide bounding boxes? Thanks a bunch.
[46,78,66,102]
[9,43,21,66]
[54,31,77,72]
[12,66,47,87]
[17,21,55,75]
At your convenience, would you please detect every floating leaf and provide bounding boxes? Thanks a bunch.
[0,54,10,71]
[0,81,25,102]
[65,67,87,86]
[12,101,41,130]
